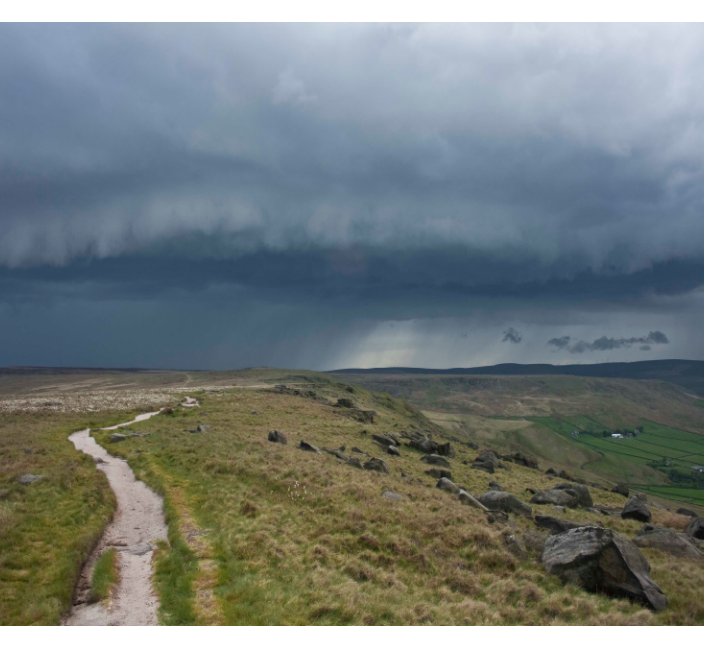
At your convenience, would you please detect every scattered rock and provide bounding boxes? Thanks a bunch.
[534,515,580,535]
[323,447,347,461]
[436,477,460,494]
[552,483,593,508]
[110,433,128,443]
[335,398,355,408]
[612,483,630,497]
[420,454,451,467]
[190,424,208,434]
[478,491,532,518]
[382,490,403,501]
[350,447,366,454]
[346,457,363,469]
[18,473,43,485]
[488,481,503,491]
[350,410,376,424]
[267,430,288,444]
[677,507,698,518]
[634,525,703,558]
[458,489,490,511]
[541,525,667,610]
[424,468,452,480]
[530,488,579,508]
[385,445,400,457]
[409,437,438,453]
[545,468,558,476]
[363,458,388,473]
[298,440,320,453]
[471,457,497,473]
[501,451,539,469]
[621,495,652,523]
[373,433,399,447]
[160,407,174,415]
[686,517,704,540]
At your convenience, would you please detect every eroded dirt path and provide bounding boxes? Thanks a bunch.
[64,409,168,625]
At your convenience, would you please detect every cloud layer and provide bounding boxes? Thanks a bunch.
[0,24,703,369]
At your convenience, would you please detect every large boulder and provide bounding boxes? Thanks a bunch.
[621,496,652,523]
[478,491,532,518]
[634,525,703,559]
[686,517,704,540]
[541,526,667,610]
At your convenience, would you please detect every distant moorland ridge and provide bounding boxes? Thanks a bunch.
[331,359,704,396]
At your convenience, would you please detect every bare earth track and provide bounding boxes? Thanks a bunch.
[64,410,170,626]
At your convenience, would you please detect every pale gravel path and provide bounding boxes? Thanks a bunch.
[64,409,170,626]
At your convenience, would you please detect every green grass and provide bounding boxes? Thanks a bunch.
[0,411,122,625]
[528,415,704,505]
[91,384,702,625]
[89,549,118,603]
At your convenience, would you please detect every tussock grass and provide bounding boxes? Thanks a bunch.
[0,411,122,624]
[93,385,703,625]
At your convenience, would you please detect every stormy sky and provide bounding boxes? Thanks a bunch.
[0,23,703,369]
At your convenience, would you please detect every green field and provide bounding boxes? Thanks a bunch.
[529,415,703,505]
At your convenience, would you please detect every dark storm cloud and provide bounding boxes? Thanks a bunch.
[548,331,670,354]
[0,23,703,276]
[0,23,704,368]
[502,328,523,344]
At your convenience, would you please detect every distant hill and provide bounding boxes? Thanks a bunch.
[331,359,704,396]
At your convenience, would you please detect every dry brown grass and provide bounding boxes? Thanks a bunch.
[91,383,703,625]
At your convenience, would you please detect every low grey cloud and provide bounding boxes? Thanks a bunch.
[502,327,523,344]
[548,331,670,354]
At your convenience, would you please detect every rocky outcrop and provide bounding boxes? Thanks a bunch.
[541,526,667,610]
[478,491,532,518]
[621,495,652,523]
[634,525,703,559]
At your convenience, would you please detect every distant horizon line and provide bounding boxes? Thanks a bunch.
[0,358,704,374]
